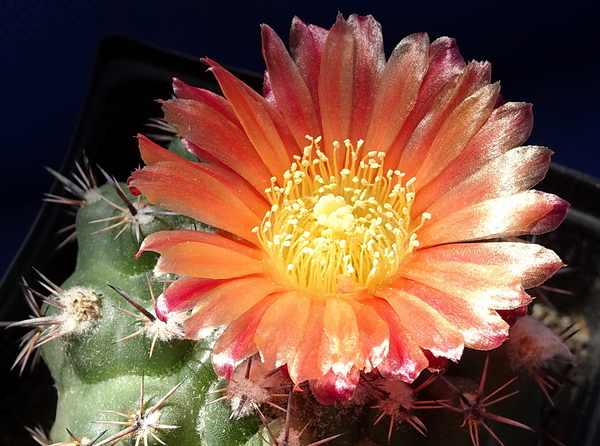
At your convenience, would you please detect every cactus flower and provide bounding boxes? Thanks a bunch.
[129,13,568,404]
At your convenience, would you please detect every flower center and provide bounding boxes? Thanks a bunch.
[254,137,429,296]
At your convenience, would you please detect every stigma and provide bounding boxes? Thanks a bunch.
[253,136,430,296]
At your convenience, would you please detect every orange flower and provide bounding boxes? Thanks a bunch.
[130,14,568,404]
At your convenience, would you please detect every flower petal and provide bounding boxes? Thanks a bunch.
[412,101,534,213]
[318,14,355,162]
[289,16,328,112]
[138,135,268,217]
[399,261,528,311]
[381,36,466,168]
[348,299,389,372]
[364,33,429,155]
[322,296,361,377]
[397,242,560,312]
[157,276,227,320]
[254,291,312,369]
[172,77,239,123]
[408,241,564,289]
[161,93,272,192]
[418,190,569,247]
[184,275,285,339]
[289,297,328,383]
[206,59,299,177]
[374,286,464,361]
[211,292,283,379]
[310,367,360,404]
[386,277,509,350]
[139,230,268,278]
[368,298,429,382]
[154,245,265,279]
[424,350,449,373]
[261,24,321,147]
[419,145,552,218]
[418,37,466,103]
[140,229,261,256]
[346,14,385,142]
[131,137,267,242]
[395,61,492,176]
[410,82,499,183]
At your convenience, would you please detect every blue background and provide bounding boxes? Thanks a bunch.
[1,0,599,278]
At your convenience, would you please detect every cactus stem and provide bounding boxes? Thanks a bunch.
[89,194,151,241]
[362,372,443,440]
[94,376,183,446]
[255,387,345,446]
[45,157,100,208]
[437,356,533,446]
[26,425,106,446]
[90,172,177,241]
[8,275,101,362]
[506,315,577,406]
[208,357,289,420]
[108,281,184,357]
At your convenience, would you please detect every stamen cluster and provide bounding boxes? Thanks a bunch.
[254,137,429,295]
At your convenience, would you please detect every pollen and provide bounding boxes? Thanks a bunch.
[255,136,430,296]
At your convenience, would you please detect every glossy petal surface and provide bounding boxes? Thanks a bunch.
[131,14,567,402]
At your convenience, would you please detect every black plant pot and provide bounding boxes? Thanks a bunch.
[1,36,599,446]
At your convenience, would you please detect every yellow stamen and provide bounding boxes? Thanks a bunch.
[253,136,430,296]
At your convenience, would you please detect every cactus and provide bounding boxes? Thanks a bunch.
[5,13,593,446]
[10,144,584,446]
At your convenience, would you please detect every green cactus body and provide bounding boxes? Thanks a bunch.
[39,182,262,445]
